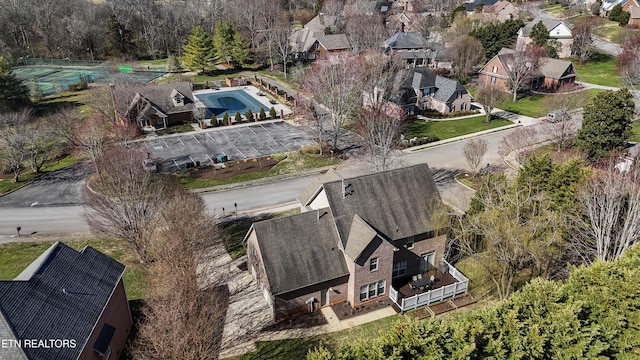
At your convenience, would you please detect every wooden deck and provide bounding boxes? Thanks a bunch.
[394,270,458,299]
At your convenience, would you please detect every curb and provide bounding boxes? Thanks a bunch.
[453,174,477,192]
[407,124,520,152]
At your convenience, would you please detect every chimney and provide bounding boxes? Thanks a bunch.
[319,13,325,25]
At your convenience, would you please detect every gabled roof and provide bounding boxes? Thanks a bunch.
[315,33,351,51]
[344,214,379,261]
[0,242,126,360]
[464,0,499,11]
[305,13,339,34]
[251,210,349,295]
[298,169,343,206]
[538,57,576,79]
[384,32,428,50]
[520,17,567,37]
[483,0,512,14]
[112,82,195,121]
[323,164,441,247]
[601,0,627,11]
[397,68,468,104]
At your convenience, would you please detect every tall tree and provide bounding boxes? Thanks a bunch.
[471,19,525,59]
[576,89,635,159]
[304,53,365,150]
[0,57,29,112]
[0,109,31,182]
[213,22,236,65]
[530,21,549,46]
[463,138,488,176]
[502,45,543,102]
[270,26,293,78]
[571,18,597,63]
[231,31,251,66]
[618,35,640,88]
[475,83,508,123]
[104,15,134,57]
[450,35,485,81]
[182,26,214,73]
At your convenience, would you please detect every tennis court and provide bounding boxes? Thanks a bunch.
[12,64,165,95]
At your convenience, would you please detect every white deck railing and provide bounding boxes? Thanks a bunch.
[389,260,469,312]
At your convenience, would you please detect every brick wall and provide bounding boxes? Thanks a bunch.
[346,240,395,307]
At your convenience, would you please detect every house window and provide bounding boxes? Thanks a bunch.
[492,66,498,73]
[406,239,414,249]
[491,76,496,84]
[392,261,407,278]
[360,280,386,301]
[370,257,378,271]
[461,102,467,110]
[314,42,319,49]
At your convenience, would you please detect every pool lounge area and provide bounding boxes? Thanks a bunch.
[193,86,292,121]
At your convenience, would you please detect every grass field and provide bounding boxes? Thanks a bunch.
[0,238,148,300]
[402,116,512,141]
[500,94,547,117]
[630,121,640,142]
[0,154,80,195]
[574,52,621,87]
[177,152,341,189]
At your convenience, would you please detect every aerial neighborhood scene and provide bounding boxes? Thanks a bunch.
[1,0,640,358]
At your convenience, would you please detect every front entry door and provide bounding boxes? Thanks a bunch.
[420,252,435,273]
[320,288,329,306]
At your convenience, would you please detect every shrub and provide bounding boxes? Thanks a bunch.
[234,112,242,123]
[269,107,277,118]
[68,81,88,91]
[245,109,253,122]
[222,111,229,124]
[421,109,443,118]
[259,107,267,120]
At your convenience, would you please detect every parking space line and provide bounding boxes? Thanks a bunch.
[206,154,214,164]
[237,148,247,159]
[260,124,271,133]
[280,142,290,151]
[172,158,179,170]
[222,131,229,139]
[189,156,197,166]
[144,141,150,150]
[163,140,169,148]
[247,127,257,135]
[192,135,200,143]
[252,147,261,156]
[266,143,275,152]
[207,133,215,142]
[234,129,243,137]
[178,137,186,147]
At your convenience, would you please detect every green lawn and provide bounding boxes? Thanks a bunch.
[542,3,566,16]
[500,94,547,117]
[155,123,195,136]
[0,238,148,300]
[574,52,621,87]
[177,152,341,189]
[221,208,300,259]
[630,121,640,142]
[402,116,512,141]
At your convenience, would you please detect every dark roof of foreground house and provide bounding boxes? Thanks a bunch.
[0,242,126,360]
[315,33,351,51]
[250,210,349,295]
[323,164,441,246]
[384,32,428,50]
[394,68,468,105]
[112,82,195,120]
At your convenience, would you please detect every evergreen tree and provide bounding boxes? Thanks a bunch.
[213,22,235,65]
[166,53,183,72]
[471,19,525,59]
[610,4,623,22]
[222,111,230,125]
[530,21,549,46]
[182,26,214,74]
[259,108,266,120]
[577,89,635,159]
[245,109,253,122]
[269,107,277,118]
[0,57,30,112]
[231,32,251,67]
[234,111,242,123]
[28,77,43,101]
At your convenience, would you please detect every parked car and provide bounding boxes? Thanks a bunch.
[547,110,570,123]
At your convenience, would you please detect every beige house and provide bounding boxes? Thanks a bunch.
[483,0,519,22]
[518,18,573,58]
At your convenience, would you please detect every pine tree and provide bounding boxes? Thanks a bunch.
[530,21,549,46]
[0,57,30,111]
[245,109,253,122]
[28,77,43,101]
[222,111,229,125]
[182,26,214,74]
[166,53,183,72]
[259,108,266,120]
[269,107,277,118]
[105,15,133,56]
[234,111,242,123]
[231,32,251,67]
[213,22,235,65]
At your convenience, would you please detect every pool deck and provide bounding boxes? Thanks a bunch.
[193,85,293,119]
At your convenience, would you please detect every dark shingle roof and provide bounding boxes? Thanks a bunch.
[0,242,126,360]
[112,82,195,120]
[397,68,468,105]
[384,32,427,50]
[323,164,441,247]
[464,0,499,11]
[520,17,564,37]
[316,34,351,51]
[252,210,349,295]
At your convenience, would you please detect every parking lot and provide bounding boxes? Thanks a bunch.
[141,120,316,171]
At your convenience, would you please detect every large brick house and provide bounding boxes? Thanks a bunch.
[290,13,351,61]
[111,82,195,130]
[0,242,131,360]
[243,164,453,321]
[601,0,640,17]
[478,48,577,93]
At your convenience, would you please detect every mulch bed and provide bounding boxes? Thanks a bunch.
[187,156,279,181]
[262,309,328,331]
[332,298,395,321]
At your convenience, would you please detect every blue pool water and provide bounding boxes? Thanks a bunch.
[194,89,271,119]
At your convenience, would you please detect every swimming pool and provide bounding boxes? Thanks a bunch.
[194,88,271,119]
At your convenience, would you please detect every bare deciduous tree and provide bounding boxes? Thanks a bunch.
[296,97,325,155]
[572,163,640,264]
[502,44,544,102]
[499,127,539,165]
[0,109,31,182]
[463,138,488,176]
[304,53,366,150]
[450,35,485,81]
[543,87,586,149]
[270,25,293,78]
[83,147,170,263]
[344,13,389,55]
[475,83,508,123]
[571,17,598,63]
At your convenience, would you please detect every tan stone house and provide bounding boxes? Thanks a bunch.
[243,164,458,321]
[517,18,573,58]
[483,0,519,22]
[0,242,131,360]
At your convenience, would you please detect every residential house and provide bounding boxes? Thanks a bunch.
[601,0,640,16]
[393,0,420,12]
[290,13,351,61]
[383,32,449,69]
[630,6,640,25]
[464,0,500,13]
[388,68,470,114]
[0,242,131,360]
[111,82,195,129]
[518,17,573,58]
[244,164,463,321]
[482,0,519,22]
[478,48,577,93]
[385,12,425,33]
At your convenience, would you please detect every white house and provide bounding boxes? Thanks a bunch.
[517,18,573,58]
